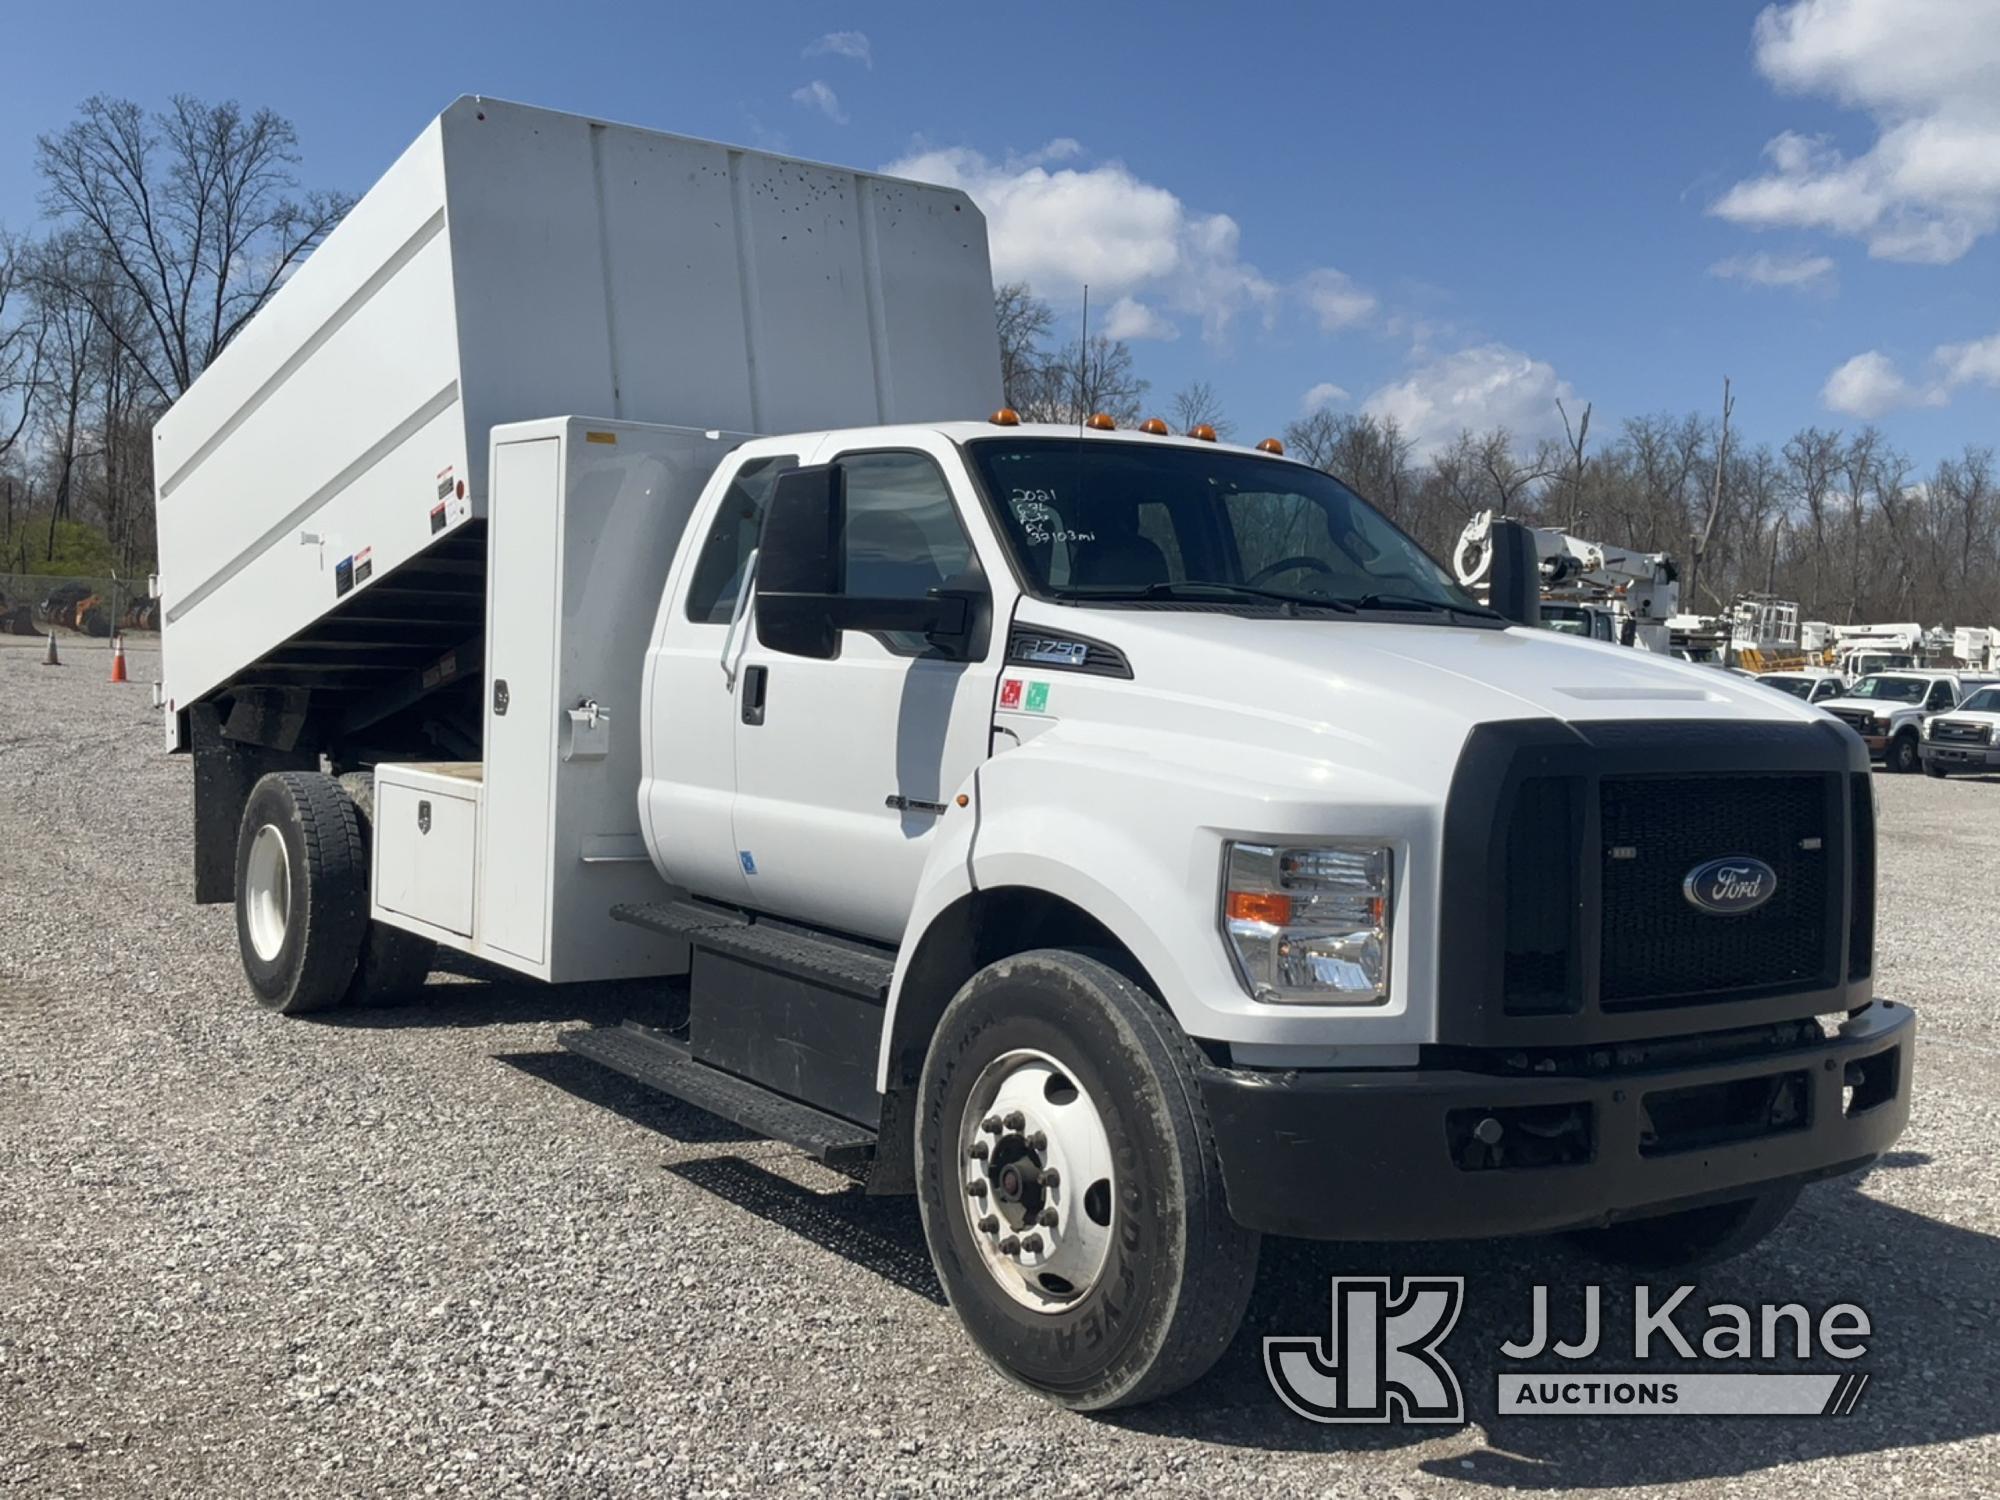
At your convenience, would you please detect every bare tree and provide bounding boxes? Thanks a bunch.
[1018,333,1147,425]
[1683,377,1731,608]
[1553,397,1591,530]
[992,281,1053,413]
[1169,379,1234,440]
[36,95,352,403]
[0,232,44,467]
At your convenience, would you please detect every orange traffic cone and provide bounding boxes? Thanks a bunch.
[109,634,129,683]
[42,630,61,667]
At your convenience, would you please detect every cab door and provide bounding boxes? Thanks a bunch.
[727,438,1006,942]
[642,448,801,904]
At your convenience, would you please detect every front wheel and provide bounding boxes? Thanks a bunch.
[1567,1182,1801,1270]
[1887,733,1921,774]
[915,950,1259,1410]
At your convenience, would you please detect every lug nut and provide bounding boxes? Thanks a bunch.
[1028,1130,1047,1151]
[968,1140,988,1160]
[1040,1168,1060,1189]
[967,1180,988,1199]
[981,1115,1002,1134]
[1037,1207,1058,1227]
[1003,1110,1025,1131]
[999,1235,1021,1256]
[1021,1233,1044,1254]
[979,1215,999,1235]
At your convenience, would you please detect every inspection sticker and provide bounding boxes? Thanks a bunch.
[1025,681,1051,713]
[999,678,1024,709]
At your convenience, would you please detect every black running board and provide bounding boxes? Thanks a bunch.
[558,1022,878,1168]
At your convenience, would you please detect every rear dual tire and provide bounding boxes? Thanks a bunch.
[233,771,434,1014]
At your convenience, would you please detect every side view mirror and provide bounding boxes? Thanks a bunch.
[1485,518,1542,628]
[755,463,979,660]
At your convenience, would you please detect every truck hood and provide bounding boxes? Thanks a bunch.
[996,607,1837,807]
[1819,696,1915,718]
[1014,606,1817,733]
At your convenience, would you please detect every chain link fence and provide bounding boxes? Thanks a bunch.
[0,572,160,639]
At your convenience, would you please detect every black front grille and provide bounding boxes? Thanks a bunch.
[1931,719,1988,744]
[1596,775,1834,1007]
[1830,708,1877,735]
[1502,777,1582,1014]
[1849,773,1875,980]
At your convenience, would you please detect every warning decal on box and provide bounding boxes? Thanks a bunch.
[430,501,448,534]
[436,464,455,501]
[354,547,373,586]
[334,555,354,597]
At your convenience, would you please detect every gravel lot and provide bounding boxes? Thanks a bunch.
[4,634,1998,1498]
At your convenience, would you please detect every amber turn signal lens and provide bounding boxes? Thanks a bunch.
[1226,890,1293,926]
[1257,437,1284,455]
[1138,417,1170,435]
[1188,423,1218,442]
[989,407,1022,426]
[1086,412,1116,431]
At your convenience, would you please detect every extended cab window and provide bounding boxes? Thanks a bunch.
[684,454,798,623]
[1927,681,1956,711]
[839,450,979,654]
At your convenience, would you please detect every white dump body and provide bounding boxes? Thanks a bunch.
[154,96,1000,730]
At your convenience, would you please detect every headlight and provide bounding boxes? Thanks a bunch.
[1990,724,2000,747]
[1222,842,1392,1003]
[1922,718,1933,740]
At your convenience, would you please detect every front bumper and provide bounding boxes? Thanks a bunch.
[1199,1000,1913,1240]
[1921,742,2000,771]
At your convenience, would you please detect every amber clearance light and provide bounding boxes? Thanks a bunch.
[1188,423,1218,442]
[989,407,1021,426]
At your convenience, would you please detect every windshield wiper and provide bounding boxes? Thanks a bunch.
[1349,591,1502,619]
[1059,581,1356,613]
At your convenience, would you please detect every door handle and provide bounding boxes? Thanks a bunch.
[741,664,768,726]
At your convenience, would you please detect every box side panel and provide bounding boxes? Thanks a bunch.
[443,99,1001,456]
[156,120,472,709]
[375,777,479,937]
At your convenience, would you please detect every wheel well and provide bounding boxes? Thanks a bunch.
[868,886,1160,1195]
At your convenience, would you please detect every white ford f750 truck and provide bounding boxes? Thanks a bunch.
[154,99,1912,1410]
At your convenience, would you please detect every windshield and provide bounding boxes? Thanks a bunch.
[1760,676,1812,698]
[1846,676,1927,703]
[966,438,1487,618]
[1959,687,2000,714]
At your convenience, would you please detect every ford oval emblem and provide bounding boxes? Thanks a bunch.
[1682,856,1777,916]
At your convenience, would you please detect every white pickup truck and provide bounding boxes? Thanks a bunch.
[154,99,1912,1410]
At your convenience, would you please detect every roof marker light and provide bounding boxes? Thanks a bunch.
[1188,423,1218,442]
[1257,437,1284,455]
[1139,417,1170,435]
[990,407,1021,426]
[1086,412,1116,431]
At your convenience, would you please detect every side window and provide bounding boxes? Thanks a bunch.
[839,450,977,654]
[1927,681,1955,711]
[684,454,797,624]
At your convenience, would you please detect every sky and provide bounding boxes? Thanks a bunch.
[2,0,1996,466]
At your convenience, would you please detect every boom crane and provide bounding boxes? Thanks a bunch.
[1453,510,1680,652]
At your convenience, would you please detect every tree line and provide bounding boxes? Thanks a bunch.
[3,95,1995,632]
[998,282,2000,628]
[0,95,349,577]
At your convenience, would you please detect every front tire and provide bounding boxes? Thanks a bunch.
[234,772,368,1014]
[915,950,1259,1410]
[1887,732,1921,774]
[1568,1182,1801,1270]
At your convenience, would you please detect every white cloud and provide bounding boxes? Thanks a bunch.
[1707,250,1838,289]
[1301,382,1349,415]
[1822,351,1924,416]
[1100,295,1178,341]
[1825,327,2000,415]
[882,139,1287,342]
[1710,0,2000,263]
[1361,344,1572,457]
[1299,267,1377,331]
[805,30,872,67]
[790,81,847,125]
